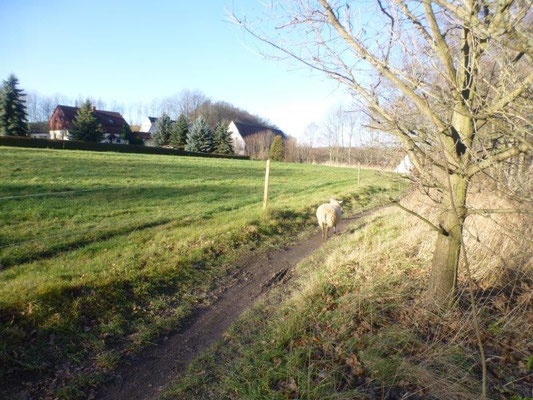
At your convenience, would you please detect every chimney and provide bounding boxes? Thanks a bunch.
[90,106,96,112]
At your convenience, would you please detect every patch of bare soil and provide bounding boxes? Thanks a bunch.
[96,207,384,400]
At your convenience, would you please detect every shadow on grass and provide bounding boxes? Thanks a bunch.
[0,183,260,268]
[0,218,173,269]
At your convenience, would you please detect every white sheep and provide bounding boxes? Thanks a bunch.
[316,199,343,239]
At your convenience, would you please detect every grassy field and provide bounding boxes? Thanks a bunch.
[0,147,404,398]
[165,194,533,400]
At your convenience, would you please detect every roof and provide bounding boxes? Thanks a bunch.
[28,121,48,133]
[134,131,152,140]
[50,105,128,134]
[147,116,175,124]
[232,121,285,139]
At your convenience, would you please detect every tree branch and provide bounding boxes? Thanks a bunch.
[391,199,449,235]
[422,0,458,84]
[317,0,446,131]
[466,142,531,177]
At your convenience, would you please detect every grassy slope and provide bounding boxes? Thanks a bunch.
[166,205,533,399]
[0,147,404,397]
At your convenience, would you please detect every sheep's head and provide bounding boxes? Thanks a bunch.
[329,198,343,206]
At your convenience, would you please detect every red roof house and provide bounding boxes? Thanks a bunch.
[49,105,129,144]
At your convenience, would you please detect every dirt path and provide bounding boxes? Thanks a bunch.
[96,207,383,400]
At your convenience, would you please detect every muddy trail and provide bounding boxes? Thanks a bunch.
[97,206,385,400]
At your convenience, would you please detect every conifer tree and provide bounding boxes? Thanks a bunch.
[120,123,133,143]
[185,116,215,153]
[0,74,28,136]
[152,113,173,146]
[213,121,234,154]
[269,135,284,161]
[170,113,188,149]
[70,100,103,142]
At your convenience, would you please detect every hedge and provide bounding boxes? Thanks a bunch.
[0,136,249,160]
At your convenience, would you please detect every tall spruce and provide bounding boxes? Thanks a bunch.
[0,74,28,136]
[269,135,284,161]
[213,121,234,154]
[185,116,215,153]
[170,114,188,149]
[152,113,173,146]
[70,100,103,142]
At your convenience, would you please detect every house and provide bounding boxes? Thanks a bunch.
[394,155,413,174]
[29,122,50,139]
[139,116,176,134]
[30,132,50,139]
[139,116,159,134]
[49,105,129,144]
[228,121,286,156]
[133,131,153,147]
[137,116,178,147]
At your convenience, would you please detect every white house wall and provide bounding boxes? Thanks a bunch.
[31,133,50,139]
[228,121,246,155]
[49,130,127,144]
[394,155,413,174]
[50,130,69,140]
[140,117,155,134]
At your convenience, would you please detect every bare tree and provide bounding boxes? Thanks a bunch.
[244,131,276,159]
[321,106,344,162]
[300,122,319,163]
[177,89,208,120]
[231,0,533,307]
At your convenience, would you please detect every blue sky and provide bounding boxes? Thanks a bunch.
[0,0,350,139]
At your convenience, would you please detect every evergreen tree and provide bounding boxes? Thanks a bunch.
[269,135,284,161]
[0,74,28,136]
[152,113,172,146]
[70,100,103,142]
[185,116,215,153]
[120,123,134,143]
[213,121,234,154]
[170,113,188,149]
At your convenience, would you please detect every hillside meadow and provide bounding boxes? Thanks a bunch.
[0,147,405,398]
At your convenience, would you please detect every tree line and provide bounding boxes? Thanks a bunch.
[1,72,402,166]
[23,88,275,130]
[152,113,234,154]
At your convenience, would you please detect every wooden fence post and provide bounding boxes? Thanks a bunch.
[263,159,271,211]
[357,163,361,185]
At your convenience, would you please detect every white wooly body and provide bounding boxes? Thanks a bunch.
[316,199,343,239]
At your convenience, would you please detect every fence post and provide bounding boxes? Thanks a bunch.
[358,163,361,185]
[263,159,271,211]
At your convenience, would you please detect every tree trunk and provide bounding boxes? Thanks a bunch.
[429,172,469,306]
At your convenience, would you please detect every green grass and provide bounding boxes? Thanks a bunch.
[0,147,405,398]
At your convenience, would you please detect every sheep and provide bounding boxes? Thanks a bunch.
[316,199,343,239]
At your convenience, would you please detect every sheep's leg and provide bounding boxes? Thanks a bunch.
[323,224,328,240]
[333,224,337,234]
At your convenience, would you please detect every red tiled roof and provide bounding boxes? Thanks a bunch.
[49,105,128,134]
